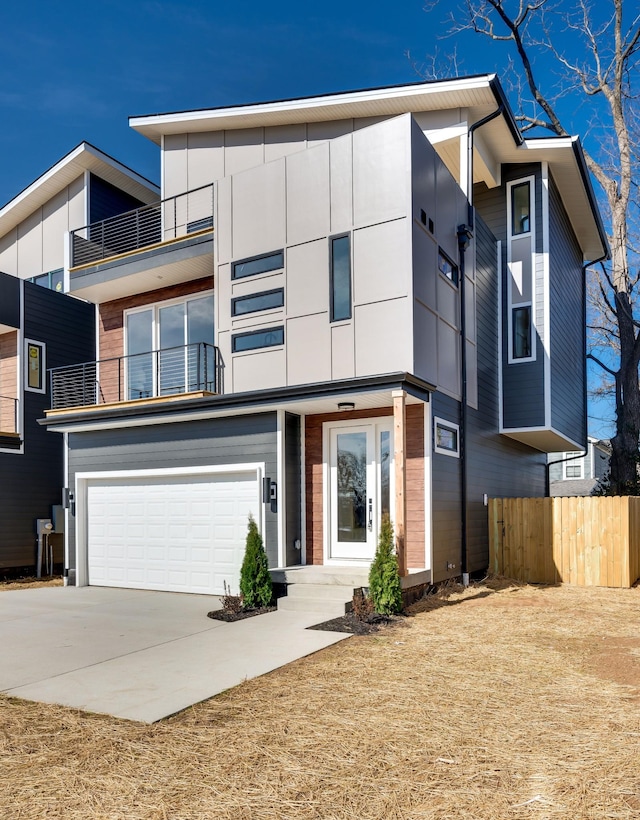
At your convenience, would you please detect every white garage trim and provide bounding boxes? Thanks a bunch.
[75,463,265,591]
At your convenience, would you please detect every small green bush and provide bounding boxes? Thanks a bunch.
[239,516,273,608]
[368,515,403,615]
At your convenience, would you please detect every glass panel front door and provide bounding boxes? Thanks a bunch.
[328,421,393,561]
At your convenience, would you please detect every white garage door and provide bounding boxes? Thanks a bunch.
[86,471,259,595]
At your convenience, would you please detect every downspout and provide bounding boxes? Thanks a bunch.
[458,104,505,588]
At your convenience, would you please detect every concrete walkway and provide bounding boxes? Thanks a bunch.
[0,586,349,723]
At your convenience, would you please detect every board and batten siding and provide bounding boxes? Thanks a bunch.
[548,171,586,446]
[66,413,279,578]
[0,284,95,569]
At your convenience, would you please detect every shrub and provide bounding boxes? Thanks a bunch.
[351,587,374,621]
[368,515,403,615]
[221,581,243,615]
[239,516,273,608]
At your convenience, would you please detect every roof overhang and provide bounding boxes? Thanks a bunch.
[130,74,607,262]
[0,143,160,238]
[40,373,433,434]
[130,74,522,144]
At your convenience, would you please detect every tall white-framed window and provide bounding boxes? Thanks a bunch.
[124,291,214,400]
[506,176,536,363]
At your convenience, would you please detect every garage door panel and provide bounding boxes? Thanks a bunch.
[86,471,259,595]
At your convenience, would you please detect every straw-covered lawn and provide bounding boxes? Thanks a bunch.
[2,579,640,819]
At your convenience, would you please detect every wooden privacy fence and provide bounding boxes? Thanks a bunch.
[489,496,640,588]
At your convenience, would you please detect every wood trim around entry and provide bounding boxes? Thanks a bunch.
[304,403,426,569]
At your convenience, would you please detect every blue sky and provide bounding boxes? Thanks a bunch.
[0,0,615,437]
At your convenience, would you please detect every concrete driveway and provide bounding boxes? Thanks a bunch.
[0,586,349,723]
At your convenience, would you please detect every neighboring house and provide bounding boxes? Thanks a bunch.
[548,437,611,496]
[40,75,608,596]
[0,144,159,574]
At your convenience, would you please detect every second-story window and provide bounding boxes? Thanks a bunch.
[232,288,284,317]
[330,234,351,322]
[232,250,284,280]
[507,175,536,363]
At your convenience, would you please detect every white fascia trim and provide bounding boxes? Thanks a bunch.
[0,144,159,223]
[75,462,266,588]
[276,409,286,569]
[522,136,578,151]
[541,162,551,428]
[130,75,497,130]
[83,169,90,226]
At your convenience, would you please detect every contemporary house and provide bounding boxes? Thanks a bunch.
[40,75,608,602]
[548,436,611,496]
[0,144,159,573]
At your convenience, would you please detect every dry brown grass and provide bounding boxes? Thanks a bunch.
[2,580,640,819]
[0,576,62,591]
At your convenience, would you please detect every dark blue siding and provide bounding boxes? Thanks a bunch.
[89,174,148,224]
[0,284,95,570]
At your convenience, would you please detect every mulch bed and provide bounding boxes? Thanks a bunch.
[207,606,276,622]
[308,611,403,634]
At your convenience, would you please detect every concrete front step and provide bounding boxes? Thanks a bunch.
[285,583,354,602]
[271,566,370,587]
[277,596,350,616]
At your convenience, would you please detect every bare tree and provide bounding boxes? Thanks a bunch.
[425,0,640,492]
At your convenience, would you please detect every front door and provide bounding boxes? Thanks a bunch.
[328,420,393,561]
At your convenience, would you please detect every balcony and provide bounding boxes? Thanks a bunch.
[69,184,215,303]
[48,343,223,412]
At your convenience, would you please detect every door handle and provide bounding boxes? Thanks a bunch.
[368,498,373,531]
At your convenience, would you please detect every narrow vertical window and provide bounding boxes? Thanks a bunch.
[511,182,531,235]
[512,306,532,359]
[330,234,351,322]
[24,340,46,394]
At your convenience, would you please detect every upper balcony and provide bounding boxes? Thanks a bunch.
[68,184,214,304]
[47,342,223,415]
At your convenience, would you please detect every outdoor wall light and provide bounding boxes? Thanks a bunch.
[337,402,355,411]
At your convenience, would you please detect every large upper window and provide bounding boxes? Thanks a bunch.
[330,234,351,322]
[125,292,214,399]
[232,251,284,280]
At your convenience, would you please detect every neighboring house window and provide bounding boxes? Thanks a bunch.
[232,288,284,317]
[124,292,214,399]
[29,269,64,292]
[506,176,536,363]
[24,340,46,394]
[438,249,459,286]
[434,417,460,458]
[232,250,284,280]
[232,326,284,353]
[330,234,351,322]
[564,453,584,480]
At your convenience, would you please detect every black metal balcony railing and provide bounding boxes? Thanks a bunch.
[70,183,214,268]
[49,343,222,411]
[0,395,18,433]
